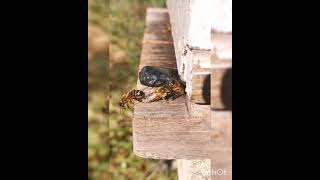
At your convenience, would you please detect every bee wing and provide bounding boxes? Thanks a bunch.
[137,86,157,103]
[140,86,155,94]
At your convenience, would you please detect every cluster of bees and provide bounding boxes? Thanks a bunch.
[119,66,186,113]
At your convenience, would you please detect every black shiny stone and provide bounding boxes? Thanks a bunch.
[139,66,185,87]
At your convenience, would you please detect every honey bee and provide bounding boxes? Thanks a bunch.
[143,86,170,102]
[119,90,145,113]
[119,66,186,114]
[166,79,186,100]
[145,79,185,102]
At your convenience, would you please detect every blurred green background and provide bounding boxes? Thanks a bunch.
[88,0,178,179]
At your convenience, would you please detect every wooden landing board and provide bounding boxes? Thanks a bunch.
[133,8,212,159]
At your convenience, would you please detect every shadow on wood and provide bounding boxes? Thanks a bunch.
[221,68,232,110]
[201,75,211,105]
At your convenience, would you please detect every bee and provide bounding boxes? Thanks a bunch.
[145,79,186,102]
[144,86,170,102]
[166,79,186,100]
[119,90,145,113]
[139,66,185,87]
[118,66,186,114]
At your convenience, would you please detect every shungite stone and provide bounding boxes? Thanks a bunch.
[139,66,185,87]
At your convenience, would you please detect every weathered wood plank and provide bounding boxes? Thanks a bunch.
[210,111,232,180]
[133,8,212,159]
[166,1,232,179]
[176,111,232,180]
[211,32,232,61]
[166,0,232,77]
[167,0,232,109]
[166,0,232,101]
[211,68,232,110]
[211,27,232,110]
[210,29,232,179]
[190,74,210,104]
[139,8,175,70]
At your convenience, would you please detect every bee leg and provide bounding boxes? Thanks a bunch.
[164,94,172,101]
[171,92,185,101]
[126,104,132,110]
[162,97,171,104]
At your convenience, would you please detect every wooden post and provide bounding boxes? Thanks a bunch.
[166,0,232,106]
[132,1,232,178]
[166,0,232,179]
[133,8,212,160]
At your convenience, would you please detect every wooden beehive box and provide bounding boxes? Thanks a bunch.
[133,1,232,178]
[133,8,212,159]
[166,0,232,108]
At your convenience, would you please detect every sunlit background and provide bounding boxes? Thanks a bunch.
[88,0,177,179]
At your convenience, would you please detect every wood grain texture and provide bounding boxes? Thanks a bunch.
[133,8,232,178]
[211,68,232,110]
[133,8,212,159]
[210,32,232,179]
[210,30,232,110]
[176,111,232,180]
[139,8,176,70]
[166,0,232,80]
[190,74,210,105]
[211,32,232,60]
[164,1,232,178]
[166,0,232,109]
[210,111,232,180]
[209,27,232,180]
[190,31,232,106]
